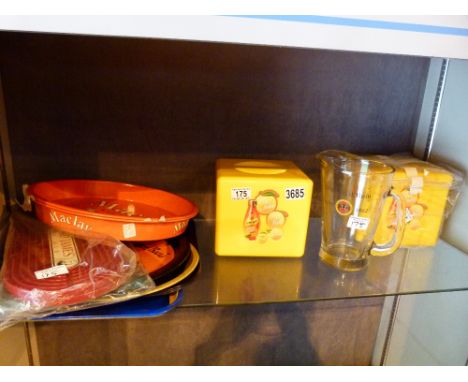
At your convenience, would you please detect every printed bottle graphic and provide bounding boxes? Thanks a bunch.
[244,199,260,240]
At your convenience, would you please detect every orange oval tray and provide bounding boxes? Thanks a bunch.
[27,180,198,241]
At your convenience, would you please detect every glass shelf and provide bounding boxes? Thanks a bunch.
[180,218,468,306]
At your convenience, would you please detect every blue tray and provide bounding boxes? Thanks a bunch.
[38,290,183,320]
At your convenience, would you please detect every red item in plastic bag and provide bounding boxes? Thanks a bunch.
[2,214,136,309]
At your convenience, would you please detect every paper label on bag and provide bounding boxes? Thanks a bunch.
[403,167,424,194]
[409,176,424,194]
[35,265,69,280]
[48,230,80,268]
[347,215,370,230]
[403,167,418,178]
[123,223,137,239]
[231,188,251,200]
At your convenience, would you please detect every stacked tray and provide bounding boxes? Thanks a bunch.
[26,180,200,288]
[1,180,200,320]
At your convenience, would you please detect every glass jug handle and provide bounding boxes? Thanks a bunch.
[370,191,405,256]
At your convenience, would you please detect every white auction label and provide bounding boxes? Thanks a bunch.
[285,187,305,200]
[347,215,370,230]
[231,188,251,200]
[123,223,137,239]
[34,265,69,280]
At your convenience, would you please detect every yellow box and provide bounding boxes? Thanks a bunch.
[215,159,313,257]
[374,157,455,248]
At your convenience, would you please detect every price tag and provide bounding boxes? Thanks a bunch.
[285,187,305,200]
[347,216,370,230]
[231,188,251,200]
[35,265,69,280]
[123,223,137,239]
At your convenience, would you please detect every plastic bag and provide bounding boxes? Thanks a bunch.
[373,154,464,248]
[0,212,155,330]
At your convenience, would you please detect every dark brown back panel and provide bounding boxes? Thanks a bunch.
[34,297,385,365]
[0,32,429,217]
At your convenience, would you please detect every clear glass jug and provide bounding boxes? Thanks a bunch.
[317,150,405,271]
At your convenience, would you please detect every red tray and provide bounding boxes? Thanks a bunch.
[2,213,136,309]
[27,180,198,241]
